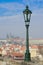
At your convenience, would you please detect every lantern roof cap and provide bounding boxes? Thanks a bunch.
[23,5,32,14]
[26,5,29,9]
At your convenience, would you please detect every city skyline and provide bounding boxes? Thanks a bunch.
[0,0,43,39]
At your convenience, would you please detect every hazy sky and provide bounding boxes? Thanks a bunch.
[0,0,43,39]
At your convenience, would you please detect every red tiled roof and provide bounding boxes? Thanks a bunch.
[20,46,25,50]
[38,46,43,49]
[31,45,38,49]
[12,52,23,57]
[0,48,2,51]
[10,44,15,48]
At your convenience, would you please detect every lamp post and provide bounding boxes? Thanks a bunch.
[23,5,32,61]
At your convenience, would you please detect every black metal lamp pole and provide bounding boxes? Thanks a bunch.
[23,5,32,61]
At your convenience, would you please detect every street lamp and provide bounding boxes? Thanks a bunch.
[23,5,32,61]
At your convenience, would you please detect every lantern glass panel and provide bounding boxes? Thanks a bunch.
[24,14,27,21]
[24,13,31,22]
[28,14,31,21]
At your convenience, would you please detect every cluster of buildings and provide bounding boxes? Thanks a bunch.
[0,38,43,60]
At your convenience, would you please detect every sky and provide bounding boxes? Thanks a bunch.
[0,0,43,39]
